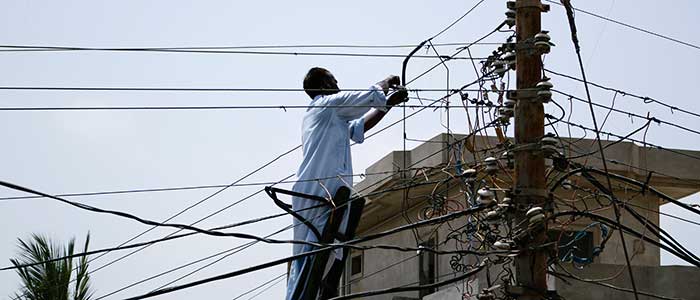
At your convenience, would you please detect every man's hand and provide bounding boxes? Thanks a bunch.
[377,75,401,95]
[386,85,408,106]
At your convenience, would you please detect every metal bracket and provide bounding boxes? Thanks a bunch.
[507,0,550,12]
[507,89,541,101]
[513,188,549,199]
[508,142,541,153]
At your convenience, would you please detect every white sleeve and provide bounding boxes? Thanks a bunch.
[348,117,365,144]
[320,85,387,121]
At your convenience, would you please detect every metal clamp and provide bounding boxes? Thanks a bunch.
[507,89,539,101]
[507,0,550,12]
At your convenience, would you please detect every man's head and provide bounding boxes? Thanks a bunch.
[303,67,340,99]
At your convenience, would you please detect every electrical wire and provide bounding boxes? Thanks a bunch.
[120,205,492,300]
[0,47,488,60]
[544,0,700,51]
[545,68,700,119]
[0,103,494,112]
[0,42,502,52]
[230,273,286,300]
[559,1,639,298]
[553,89,700,137]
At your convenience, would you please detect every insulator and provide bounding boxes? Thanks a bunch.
[484,156,499,174]
[461,168,477,178]
[534,31,553,54]
[537,90,552,103]
[498,197,512,209]
[501,151,514,169]
[500,51,515,63]
[526,206,545,224]
[561,179,573,190]
[503,99,516,108]
[485,210,501,224]
[494,239,514,250]
[498,107,513,124]
[541,135,557,146]
[505,9,516,27]
[534,31,551,43]
[478,188,495,205]
[526,206,543,218]
[537,79,553,90]
[541,133,560,156]
[493,61,508,76]
[529,213,545,224]
[499,107,514,117]
[537,78,553,103]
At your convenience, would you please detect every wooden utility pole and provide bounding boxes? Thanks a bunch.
[513,0,547,298]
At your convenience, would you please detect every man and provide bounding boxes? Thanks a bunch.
[286,67,408,299]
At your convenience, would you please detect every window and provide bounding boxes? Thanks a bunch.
[419,238,437,298]
[350,252,363,277]
[548,230,594,262]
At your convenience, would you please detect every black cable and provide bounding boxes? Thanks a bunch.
[544,0,700,51]
[559,1,640,298]
[1,180,503,256]
[577,171,700,265]
[20,95,457,299]
[626,202,700,226]
[112,121,499,297]
[121,205,491,300]
[96,177,464,298]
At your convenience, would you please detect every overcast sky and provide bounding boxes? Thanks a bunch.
[1,0,699,299]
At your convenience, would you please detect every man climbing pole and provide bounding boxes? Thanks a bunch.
[285,67,408,299]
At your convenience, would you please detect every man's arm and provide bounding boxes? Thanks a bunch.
[363,85,408,133]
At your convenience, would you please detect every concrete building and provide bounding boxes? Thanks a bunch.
[341,133,700,300]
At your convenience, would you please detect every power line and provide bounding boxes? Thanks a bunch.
[0,42,502,51]
[18,94,450,300]
[550,116,700,162]
[102,120,499,298]
[554,89,700,137]
[0,103,497,112]
[0,46,489,60]
[545,68,700,119]
[120,206,491,300]
[0,87,483,92]
[231,273,286,300]
[0,168,435,201]
[544,0,700,51]
[430,0,487,39]
[242,275,286,300]
[559,1,640,298]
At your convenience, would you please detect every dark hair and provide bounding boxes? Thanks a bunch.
[303,67,333,99]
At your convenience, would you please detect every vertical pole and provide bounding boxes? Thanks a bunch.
[513,0,547,298]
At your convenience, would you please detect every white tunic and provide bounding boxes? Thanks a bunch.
[286,86,386,299]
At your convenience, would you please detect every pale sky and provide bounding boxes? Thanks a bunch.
[1,0,699,299]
